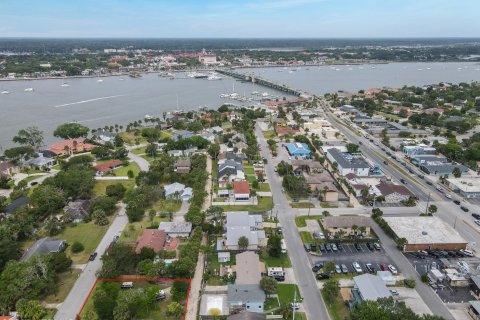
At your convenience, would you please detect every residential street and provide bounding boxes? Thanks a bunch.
[54,203,128,320]
[256,123,330,320]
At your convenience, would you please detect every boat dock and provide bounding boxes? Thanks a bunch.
[215,69,304,96]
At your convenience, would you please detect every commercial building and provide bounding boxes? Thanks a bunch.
[376,181,414,203]
[403,145,437,157]
[350,274,391,307]
[322,216,371,238]
[383,217,467,252]
[446,176,480,198]
[326,148,370,177]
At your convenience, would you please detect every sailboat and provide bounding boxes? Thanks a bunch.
[1,90,10,94]
[61,82,70,87]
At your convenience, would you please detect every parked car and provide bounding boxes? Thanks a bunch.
[365,263,375,273]
[461,206,469,212]
[354,243,361,251]
[373,243,381,250]
[312,262,324,273]
[453,200,461,205]
[318,244,326,252]
[89,252,98,261]
[290,302,300,310]
[336,243,343,250]
[310,243,317,252]
[341,264,349,274]
[316,273,330,280]
[304,244,310,252]
[335,265,342,274]
[475,220,480,227]
[388,264,398,274]
[352,262,363,273]
[461,249,474,257]
[325,243,332,251]
[472,213,480,219]
[366,242,374,251]
[331,243,338,252]
[389,289,399,296]
[380,263,389,271]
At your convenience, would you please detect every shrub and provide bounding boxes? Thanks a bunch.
[71,241,85,253]
[404,278,416,288]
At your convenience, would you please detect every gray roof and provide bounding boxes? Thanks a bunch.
[159,221,192,234]
[470,301,480,313]
[219,160,243,177]
[353,117,388,124]
[228,312,267,320]
[353,274,392,301]
[421,163,469,175]
[3,196,29,214]
[164,182,186,197]
[471,275,480,289]
[228,284,265,303]
[236,252,261,285]
[21,237,65,261]
[218,252,231,259]
[327,148,370,169]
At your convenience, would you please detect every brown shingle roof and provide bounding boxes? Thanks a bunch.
[233,181,250,194]
[135,229,166,253]
[376,181,414,197]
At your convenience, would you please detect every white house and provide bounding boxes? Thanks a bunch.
[164,182,193,201]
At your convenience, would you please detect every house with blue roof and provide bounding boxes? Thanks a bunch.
[284,143,312,158]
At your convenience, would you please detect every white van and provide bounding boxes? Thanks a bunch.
[121,282,134,289]
[281,239,287,253]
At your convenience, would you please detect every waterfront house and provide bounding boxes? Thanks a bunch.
[48,139,95,156]
[92,130,116,143]
[0,162,19,178]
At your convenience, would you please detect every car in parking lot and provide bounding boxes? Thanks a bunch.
[341,264,349,274]
[331,243,338,252]
[373,243,381,250]
[313,231,324,240]
[304,244,310,252]
[389,289,399,296]
[352,262,363,273]
[335,264,342,274]
[453,200,461,205]
[325,243,332,251]
[312,262,324,273]
[354,243,361,251]
[380,263,389,271]
[461,206,469,212]
[365,263,375,273]
[472,213,480,219]
[318,243,325,251]
[388,264,398,274]
[475,220,480,227]
[310,243,317,251]
[366,242,374,251]
[336,243,343,250]
[461,249,474,257]
[316,273,330,280]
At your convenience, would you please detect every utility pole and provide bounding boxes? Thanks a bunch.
[454,215,457,229]
[425,192,431,215]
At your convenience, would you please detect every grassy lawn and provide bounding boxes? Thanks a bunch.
[261,252,292,268]
[277,284,302,305]
[118,131,147,145]
[246,175,256,183]
[324,294,350,320]
[299,231,313,244]
[320,203,338,208]
[288,312,307,320]
[112,162,141,177]
[244,167,254,175]
[377,111,402,121]
[93,179,136,196]
[295,215,323,227]
[265,297,279,310]
[141,154,155,163]
[263,130,277,139]
[219,196,273,213]
[20,174,45,185]
[131,146,147,154]
[43,309,57,320]
[149,199,182,213]
[56,218,114,263]
[120,215,170,246]
[290,202,314,208]
[44,269,82,304]
[257,183,271,192]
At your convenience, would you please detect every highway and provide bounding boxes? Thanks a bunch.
[256,123,330,320]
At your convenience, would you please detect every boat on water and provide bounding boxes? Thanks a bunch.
[119,78,125,81]
[207,73,222,81]
[261,92,269,97]
[1,90,10,94]
[145,115,153,120]
[129,72,142,78]
[60,83,70,87]
[97,79,104,83]
[251,91,259,95]
[24,88,34,92]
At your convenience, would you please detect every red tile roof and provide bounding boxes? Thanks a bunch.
[93,159,123,173]
[233,181,250,194]
[48,139,95,156]
[135,229,166,253]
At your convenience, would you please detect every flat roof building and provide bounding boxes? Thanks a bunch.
[383,216,467,252]
[446,176,480,199]
[351,274,391,306]
[326,148,370,177]
[284,143,311,158]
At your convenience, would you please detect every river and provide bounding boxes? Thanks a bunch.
[1,62,480,150]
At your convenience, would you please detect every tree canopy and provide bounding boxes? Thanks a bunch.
[53,123,89,139]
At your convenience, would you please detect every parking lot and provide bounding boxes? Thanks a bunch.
[309,242,397,274]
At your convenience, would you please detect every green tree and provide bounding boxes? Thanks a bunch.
[323,261,336,274]
[395,237,408,250]
[3,146,36,161]
[267,235,282,258]
[171,280,189,302]
[167,301,183,317]
[30,185,66,215]
[238,236,249,250]
[322,279,340,304]
[452,166,462,178]
[260,276,278,296]
[70,241,84,253]
[208,144,220,159]
[404,278,416,288]
[346,143,359,154]
[53,123,89,139]
[146,143,158,158]
[92,209,109,226]
[93,289,117,320]
[16,299,46,320]
[428,204,438,215]
[12,127,44,151]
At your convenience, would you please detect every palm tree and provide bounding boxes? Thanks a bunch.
[351,224,359,237]
[358,226,367,236]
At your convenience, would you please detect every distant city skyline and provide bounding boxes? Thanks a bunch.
[1,0,479,38]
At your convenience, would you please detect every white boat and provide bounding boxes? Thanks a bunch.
[119,78,125,81]
[97,79,104,83]
[288,70,294,74]
[261,92,269,97]
[1,90,10,94]
[61,83,70,87]
[207,74,222,81]
[145,115,153,120]
[24,87,34,92]
[251,91,259,95]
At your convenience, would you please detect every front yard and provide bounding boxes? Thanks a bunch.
[325,293,350,320]
[112,161,141,177]
[294,215,323,227]
[43,269,82,304]
[149,199,182,213]
[120,215,170,246]
[219,196,273,212]
[93,179,136,196]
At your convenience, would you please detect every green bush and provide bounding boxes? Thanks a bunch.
[71,241,85,253]
[404,278,416,288]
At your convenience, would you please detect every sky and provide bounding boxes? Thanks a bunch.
[1,0,479,38]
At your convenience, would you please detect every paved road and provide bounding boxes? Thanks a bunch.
[54,204,129,320]
[256,123,330,320]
